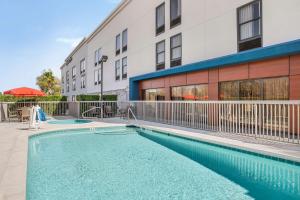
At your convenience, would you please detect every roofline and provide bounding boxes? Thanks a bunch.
[60,0,131,68]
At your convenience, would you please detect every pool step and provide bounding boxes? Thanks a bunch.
[93,130,136,135]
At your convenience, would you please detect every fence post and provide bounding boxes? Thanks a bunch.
[255,104,258,139]
[77,102,80,118]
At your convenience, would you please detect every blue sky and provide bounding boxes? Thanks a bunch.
[0,0,121,93]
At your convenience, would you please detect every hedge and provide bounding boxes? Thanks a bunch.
[76,95,117,101]
[0,95,67,102]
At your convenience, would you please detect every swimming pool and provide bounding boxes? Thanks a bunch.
[27,126,300,200]
[47,119,92,124]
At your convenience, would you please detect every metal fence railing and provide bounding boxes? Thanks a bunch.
[129,101,300,144]
[1,100,299,144]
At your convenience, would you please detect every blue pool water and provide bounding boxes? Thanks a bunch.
[27,127,300,200]
[47,119,92,124]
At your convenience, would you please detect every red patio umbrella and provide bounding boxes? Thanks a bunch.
[3,87,46,97]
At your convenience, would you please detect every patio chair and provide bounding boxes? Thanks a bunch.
[105,105,114,117]
[20,107,31,122]
[7,108,19,122]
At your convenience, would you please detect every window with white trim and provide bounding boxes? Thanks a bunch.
[115,60,120,81]
[170,33,182,67]
[116,34,121,55]
[122,29,128,52]
[170,0,181,28]
[122,57,127,79]
[80,59,86,74]
[156,3,165,35]
[156,40,165,70]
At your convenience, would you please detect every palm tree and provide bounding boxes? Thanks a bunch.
[36,69,61,95]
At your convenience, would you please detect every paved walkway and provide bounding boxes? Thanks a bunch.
[0,118,299,200]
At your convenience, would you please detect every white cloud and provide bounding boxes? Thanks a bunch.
[56,37,83,48]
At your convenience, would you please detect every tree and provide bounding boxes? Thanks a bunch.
[36,69,61,95]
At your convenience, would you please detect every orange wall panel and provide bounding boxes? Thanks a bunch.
[249,57,289,79]
[208,83,218,100]
[186,70,209,85]
[140,80,152,89]
[169,74,187,86]
[219,64,249,82]
[151,78,165,88]
[209,69,219,83]
[290,75,300,100]
[290,55,300,75]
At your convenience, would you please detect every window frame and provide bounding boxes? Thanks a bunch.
[115,60,120,81]
[122,57,127,80]
[156,40,165,70]
[156,3,165,35]
[116,34,121,56]
[170,0,181,28]
[122,29,128,52]
[237,0,262,52]
[72,66,76,78]
[80,58,86,74]
[170,33,182,67]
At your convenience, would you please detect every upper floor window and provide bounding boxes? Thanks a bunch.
[115,60,120,81]
[238,0,262,52]
[122,57,127,79]
[170,33,182,67]
[156,3,165,35]
[80,76,86,89]
[116,34,121,55]
[66,71,69,82]
[94,48,102,66]
[122,29,128,52]
[61,75,64,84]
[72,66,76,78]
[156,40,165,70]
[170,0,181,28]
[66,83,70,92]
[80,59,86,74]
[72,79,76,91]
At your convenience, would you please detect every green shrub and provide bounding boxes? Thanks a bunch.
[0,95,67,102]
[76,95,117,101]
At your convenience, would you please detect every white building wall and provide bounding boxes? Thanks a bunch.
[61,0,300,100]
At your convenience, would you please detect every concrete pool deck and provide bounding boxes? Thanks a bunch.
[0,118,300,200]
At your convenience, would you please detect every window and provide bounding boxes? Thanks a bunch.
[72,66,76,78]
[66,83,69,92]
[72,95,76,102]
[171,84,208,101]
[116,34,121,55]
[170,34,182,67]
[94,69,101,85]
[80,59,86,74]
[66,71,69,82]
[156,40,165,70]
[237,0,262,52]
[122,57,127,79]
[94,49,102,66]
[143,89,165,101]
[61,75,64,84]
[72,79,76,91]
[115,60,120,81]
[219,77,289,100]
[170,0,181,28]
[122,29,128,52]
[156,3,165,35]
[80,76,86,89]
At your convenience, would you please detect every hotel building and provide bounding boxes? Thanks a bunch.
[60,0,300,101]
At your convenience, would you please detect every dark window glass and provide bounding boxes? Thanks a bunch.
[122,57,127,79]
[170,0,181,28]
[122,29,128,52]
[115,60,120,81]
[219,77,289,100]
[156,40,165,70]
[156,3,165,35]
[116,34,121,55]
[237,0,262,52]
[143,89,165,101]
[171,84,208,101]
[170,34,182,67]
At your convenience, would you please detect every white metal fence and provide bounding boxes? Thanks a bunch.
[1,100,299,144]
[129,101,300,144]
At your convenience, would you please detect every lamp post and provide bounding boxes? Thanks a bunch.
[99,55,108,101]
[99,55,108,118]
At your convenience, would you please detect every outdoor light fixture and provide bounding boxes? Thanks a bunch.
[100,55,108,102]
